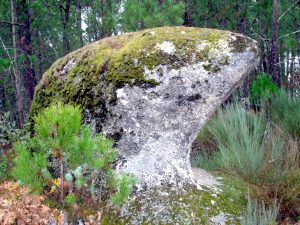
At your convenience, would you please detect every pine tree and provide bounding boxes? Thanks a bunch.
[123,0,185,31]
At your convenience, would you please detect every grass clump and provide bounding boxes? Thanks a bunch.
[270,90,300,138]
[242,197,279,225]
[191,96,300,222]
[12,102,137,223]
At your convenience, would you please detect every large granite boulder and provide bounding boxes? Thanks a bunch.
[31,26,259,223]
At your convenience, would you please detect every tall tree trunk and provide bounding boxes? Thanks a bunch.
[75,0,83,47]
[10,0,24,128]
[59,0,71,55]
[35,31,43,81]
[204,0,212,27]
[236,4,247,34]
[17,0,36,105]
[269,0,281,86]
[183,0,192,26]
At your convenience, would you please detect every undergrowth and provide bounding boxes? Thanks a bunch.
[191,90,300,223]
[242,196,279,225]
[12,103,137,223]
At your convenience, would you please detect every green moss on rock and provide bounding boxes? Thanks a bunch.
[30,26,254,127]
[101,181,246,224]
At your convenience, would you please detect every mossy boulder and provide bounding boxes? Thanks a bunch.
[31,26,259,224]
[30,26,257,130]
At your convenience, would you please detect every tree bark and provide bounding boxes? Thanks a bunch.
[35,31,43,81]
[17,0,36,105]
[74,0,83,48]
[204,0,212,27]
[269,0,281,86]
[10,0,24,128]
[59,0,72,55]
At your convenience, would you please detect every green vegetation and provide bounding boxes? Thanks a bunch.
[191,90,300,223]
[12,103,137,222]
[0,154,11,182]
[250,73,278,103]
[242,197,279,225]
[270,90,300,138]
[123,0,185,31]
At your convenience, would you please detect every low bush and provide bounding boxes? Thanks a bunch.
[0,153,12,182]
[192,100,300,221]
[270,90,300,138]
[242,196,279,225]
[250,73,278,103]
[0,111,29,151]
[12,103,137,223]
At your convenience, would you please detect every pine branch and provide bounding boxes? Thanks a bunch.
[0,21,24,26]
[279,30,300,39]
[278,0,300,22]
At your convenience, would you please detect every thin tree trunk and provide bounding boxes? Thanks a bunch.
[35,31,43,81]
[289,51,296,96]
[10,0,24,128]
[204,0,212,27]
[269,0,281,86]
[75,0,83,47]
[60,0,71,55]
[183,0,192,26]
[17,0,36,105]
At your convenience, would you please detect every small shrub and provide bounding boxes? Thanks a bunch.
[208,103,267,182]
[242,196,279,225]
[270,90,300,138]
[190,151,218,171]
[191,102,300,220]
[12,103,137,222]
[0,111,29,151]
[250,73,278,103]
[0,154,12,182]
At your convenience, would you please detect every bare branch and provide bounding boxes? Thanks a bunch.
[0,21,24,26]
[278,0,299,22]
[279,30,300,39]
[249,27,270,42]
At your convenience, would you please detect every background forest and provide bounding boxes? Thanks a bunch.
[1,0,300,224]
[0,0,299,126]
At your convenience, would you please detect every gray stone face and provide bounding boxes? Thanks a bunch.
[32,27,259,223]
[32,27,259,189]
[99,45,259,189]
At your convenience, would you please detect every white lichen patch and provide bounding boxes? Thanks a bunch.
[61,59,75,76]
[156,41,176,54]
[210,213,227,225]
[197,41,210,52]
[132,58,139,66]
[116,88,126,98]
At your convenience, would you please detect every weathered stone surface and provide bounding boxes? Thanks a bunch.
[31,26,259,223]
[103,181,246,224]
[31,26,259,188]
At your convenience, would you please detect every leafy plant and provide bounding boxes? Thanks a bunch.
[111,173,137,205]
[0,154,12,182]
[12,102,137,222]
[0,111,27,150]
[250,73,278,103]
